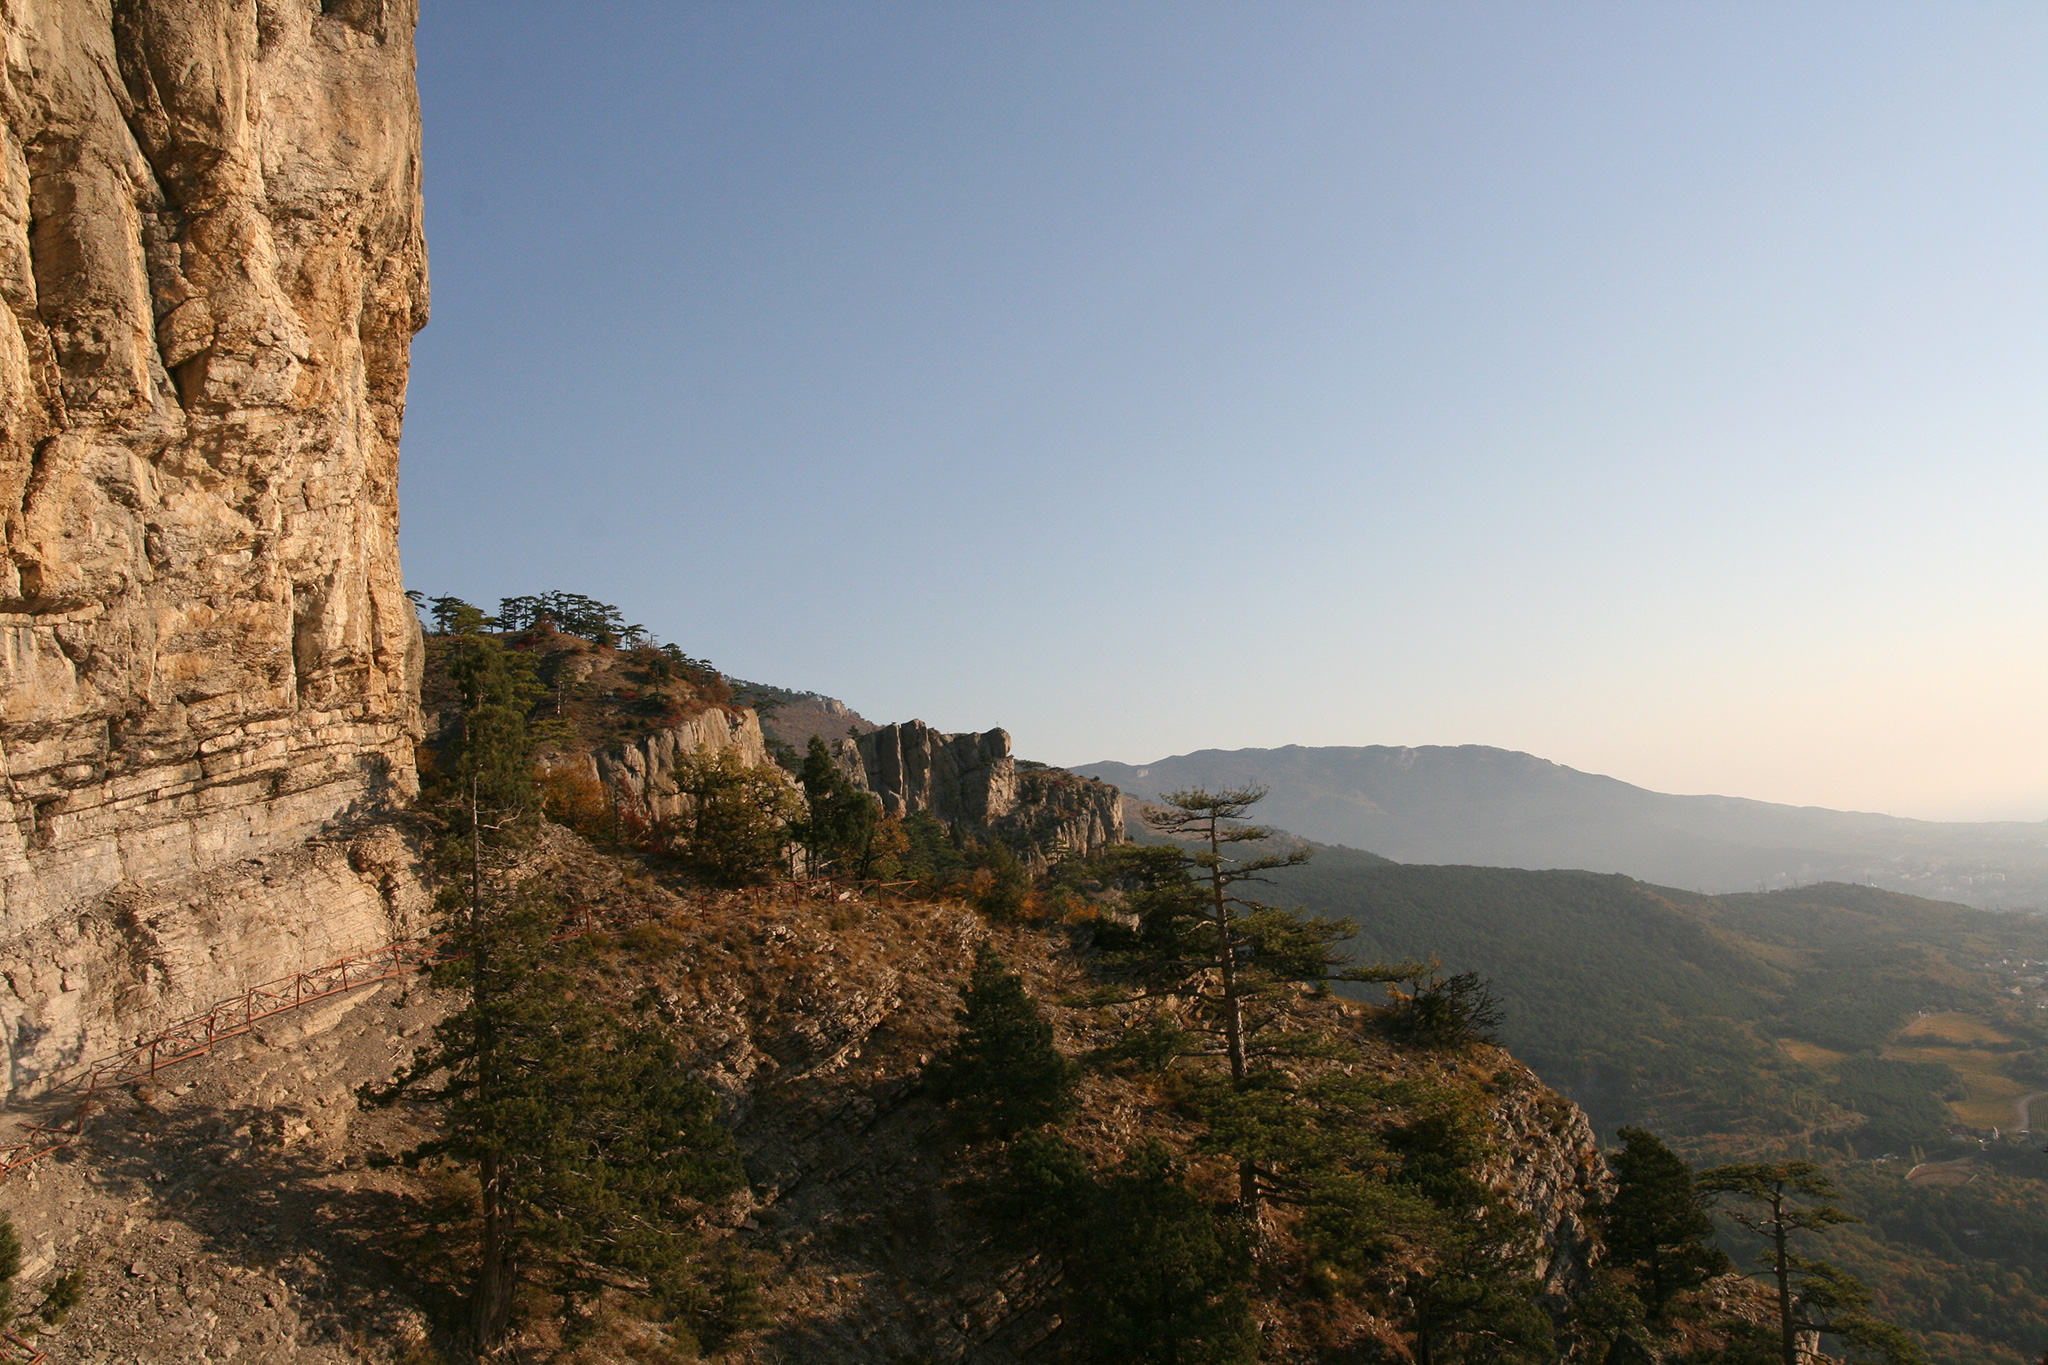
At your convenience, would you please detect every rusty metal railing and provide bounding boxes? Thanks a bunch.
[0,895,664,1182]
[0,934,448,1182]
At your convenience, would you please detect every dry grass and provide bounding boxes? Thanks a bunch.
[1898,1011,2014,1045]
[1880,1013,2029,1127]
[1776,1037,1848,1066]
[1882,1040,2031,1127]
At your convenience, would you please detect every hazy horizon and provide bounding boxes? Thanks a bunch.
[1074,739,2048,826]
[401,3,2048,825]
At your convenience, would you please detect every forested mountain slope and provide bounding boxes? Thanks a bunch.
[1253,845,2048,1364]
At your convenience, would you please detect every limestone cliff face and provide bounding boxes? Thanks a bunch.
[848,721,1015,825]
[0,1,426,1099]
[834,720,1123,865]
[590,706,774,824]
[1009,762,1127,863]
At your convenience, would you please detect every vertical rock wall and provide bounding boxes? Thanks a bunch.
[1485,1065,1609,1300]
[835,720,1124,865]
[0,0,427,1100]
[588,706,774,825]
[851,721,1015,825]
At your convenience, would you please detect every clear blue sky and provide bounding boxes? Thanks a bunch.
[400,2,2048,821]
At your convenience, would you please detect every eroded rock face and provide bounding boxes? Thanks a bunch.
[590,706,774,824]
[1485,1064,1609,1299]
[0,0,426,1099]
[833,720,1125,865]
[850,720,1015,825]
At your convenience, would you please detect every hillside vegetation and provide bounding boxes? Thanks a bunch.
[1245,844,2048,1364]
[249,594,1824,1362]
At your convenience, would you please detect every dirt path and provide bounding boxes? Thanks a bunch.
[2015,1091,2048,1132]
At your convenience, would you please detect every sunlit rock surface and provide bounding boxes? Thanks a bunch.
[1,0,427,1099]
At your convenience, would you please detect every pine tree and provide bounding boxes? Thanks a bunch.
[1383,967,1506,1049]
[1127,788,1312,1094]
[672,749,805,884]
[1064,1142,1258,1365]
[1401,1207,1556,1365]
[990,1136,1257,1365]
[364,886,749,1348]
[1599,1126,1730,1320]
[926,944,1079,1142]
[436,611,544,841]
[1108,786,1423,1213]
[377,603,748,1349]
[1699,1161,1924,1365]
[795,735,880,876]
[427,594,493,636]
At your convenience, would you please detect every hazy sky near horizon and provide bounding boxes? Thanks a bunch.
[402,3,2048,823]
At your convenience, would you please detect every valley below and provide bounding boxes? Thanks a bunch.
[1219,836,2048,1365]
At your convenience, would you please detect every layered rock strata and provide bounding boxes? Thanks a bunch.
[1,1,426,1100]
[834,720,1123,865]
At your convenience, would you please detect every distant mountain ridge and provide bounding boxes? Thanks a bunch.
[729,681,881,755]
[1076,744,2048,909]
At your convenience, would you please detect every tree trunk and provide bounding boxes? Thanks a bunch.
[468,776,515,1349]
[1208,817,1257,1217]
[473,1148,515,1347]
[1771,1201,1796,1365]
[1211,830,1246,1085]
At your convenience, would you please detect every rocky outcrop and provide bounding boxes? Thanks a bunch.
[1485,1064,1609,1298]
[833,720,1123,864]
[847,721,1014,825]
[1010,762,1127,862]
[587,706,773,823]
[0,2,427,1100]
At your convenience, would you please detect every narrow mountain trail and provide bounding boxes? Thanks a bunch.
[2015,1091,2048,1133]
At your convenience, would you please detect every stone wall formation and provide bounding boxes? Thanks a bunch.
[831,720,1124,870]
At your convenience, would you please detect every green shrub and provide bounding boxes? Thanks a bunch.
[39,1266,83,1325]
[672,749,804,885]
[0,1213,17,1328]
[1384,969,1504,1049]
